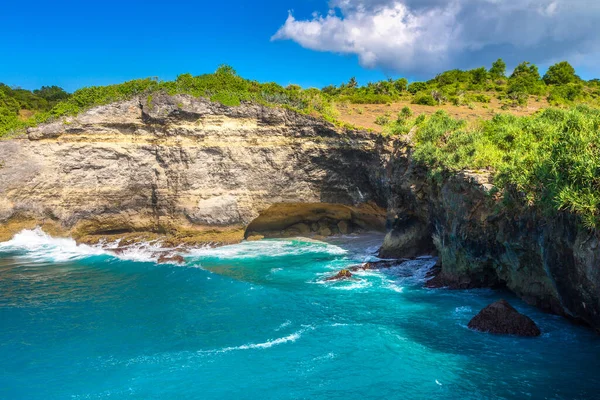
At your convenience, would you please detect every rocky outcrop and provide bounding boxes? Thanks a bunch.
[157,254,185,264]
[468,300,541,337]
[425,173,600,329]
[0,93,390,244]
[380,145,600,331]
[325,269,353,281]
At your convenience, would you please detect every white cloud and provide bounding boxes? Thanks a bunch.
[272,0,600,75]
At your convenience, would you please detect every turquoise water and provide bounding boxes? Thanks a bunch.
[1,229,600,399]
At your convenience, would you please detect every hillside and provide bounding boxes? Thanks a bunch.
[1,59,599,138]
[337,96,551,131]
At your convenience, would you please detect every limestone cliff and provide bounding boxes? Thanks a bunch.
[0,94,390,244]
[379,143,600,331]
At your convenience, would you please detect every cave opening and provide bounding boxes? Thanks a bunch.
[244,202,387,239]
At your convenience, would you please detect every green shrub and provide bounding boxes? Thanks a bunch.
[469,94,491,103]
[412,107,600,229]
[508,62,546,96]
[210,91,241,106]
[399,106,413,119]
[374,114,391,126]
[489,58,507,79]
[408,82,428,94]
[412,93,437,106]
[548,83,583,104]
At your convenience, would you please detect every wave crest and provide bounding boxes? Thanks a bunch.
[0,228,106,262]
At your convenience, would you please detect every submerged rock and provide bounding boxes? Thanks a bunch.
[362,260,403,270]
[325,269,353,281]
[468,300,541,337]
[157,254,185,264]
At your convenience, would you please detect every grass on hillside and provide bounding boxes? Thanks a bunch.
[3,59,600,138]
[386,106,600,230]
[0,65,342,137]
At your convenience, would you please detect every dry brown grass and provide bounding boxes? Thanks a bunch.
[18,109,35,121]
[337,96,551,132]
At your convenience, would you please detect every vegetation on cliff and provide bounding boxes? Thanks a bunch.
[0,66,340,137]
[399,106,600,229]
[2,59,598,138]
[324,59,599,109]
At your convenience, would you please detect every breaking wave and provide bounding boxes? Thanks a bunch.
[187,238,347,260]
[0,228,181,264]
[0,228,107,262]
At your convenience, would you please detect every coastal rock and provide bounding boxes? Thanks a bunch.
[378,215,434,259]
[362,260,403,270]
[157,254,185,264]
[380,159,600,330]
[337,220,349,234]
[468,300,541,337]
[0,94,389,244]
[325,269,353,281]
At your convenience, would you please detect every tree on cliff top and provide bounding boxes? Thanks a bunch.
[543,61,578,85]
[489,58,506,79]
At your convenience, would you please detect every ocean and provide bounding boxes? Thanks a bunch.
[1,229,599,399]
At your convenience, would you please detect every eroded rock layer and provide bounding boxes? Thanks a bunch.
[0,94,390,244]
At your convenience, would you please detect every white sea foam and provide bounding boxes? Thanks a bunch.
[275,320,292,331]
[312,352,336,361]
[330,280,372,291]
[106,241,180,263]
[187,238,347,260]
[228,332,301,350]
[0,228,107,262]
[203,328,309,354]
[351,269,383,278]
[384,258,438,285]
[0,228,185,264]
[455,306,472,314]
[385,283,404,293]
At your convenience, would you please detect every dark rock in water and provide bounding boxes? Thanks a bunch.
[468,300,541,337]
[363,260,404,270]
[325,269,353,281]
[348,258,413,272]
[157,254,185,264]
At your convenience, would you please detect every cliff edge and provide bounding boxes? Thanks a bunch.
[0,94,390,244]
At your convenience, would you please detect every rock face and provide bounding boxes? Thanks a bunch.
[378,215,434,259]
[380,144,600,331]
[0,94,389,244]
[468,300,541,337]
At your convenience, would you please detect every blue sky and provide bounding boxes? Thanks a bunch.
[2,0,598,92]
[1,0,389,91]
